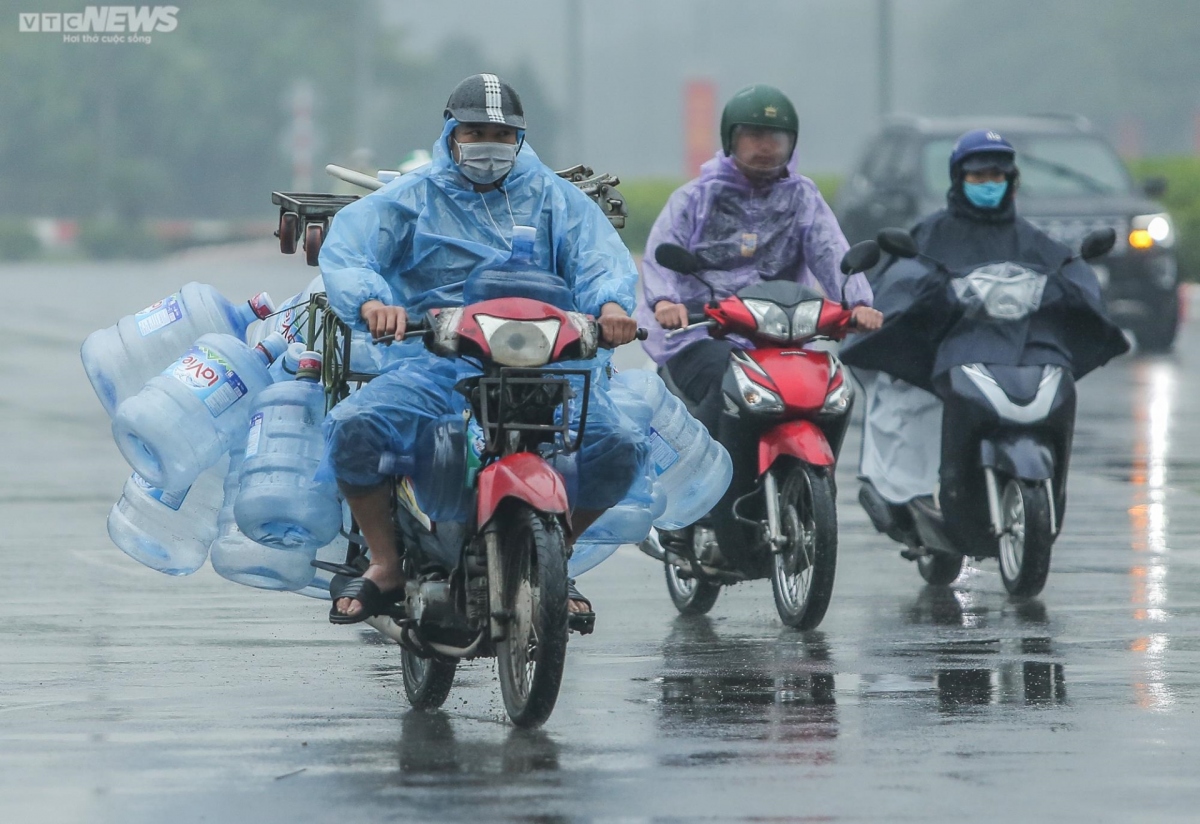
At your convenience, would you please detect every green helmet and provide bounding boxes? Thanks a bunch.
[720,84,799,156]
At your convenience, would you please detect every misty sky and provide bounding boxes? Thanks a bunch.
[382,0,959,177]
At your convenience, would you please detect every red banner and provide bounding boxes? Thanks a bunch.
[684,78,718,178]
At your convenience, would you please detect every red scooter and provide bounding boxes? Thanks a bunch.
[643,241,880,629]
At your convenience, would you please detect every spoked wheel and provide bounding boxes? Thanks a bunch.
[400,647,457,711]
[997,478,1054,597]
[496,504,569,728]
[770,463,837,630]
[918,552,964,586]
[663,528,722,615]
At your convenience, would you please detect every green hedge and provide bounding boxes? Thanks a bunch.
[617,172,844,255]
[1129,157,1200,281]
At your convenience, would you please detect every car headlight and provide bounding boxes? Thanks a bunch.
[790,299,823,341]
[1130,213,1174,250]
[729,357,785,413]
[474,315,561,366]
[742,298,791,343]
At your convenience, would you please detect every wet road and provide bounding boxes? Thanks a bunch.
[4,247,1200,822]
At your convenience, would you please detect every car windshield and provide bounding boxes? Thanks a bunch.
[922,135,1133,198]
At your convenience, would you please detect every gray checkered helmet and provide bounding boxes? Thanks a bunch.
[444,74,526,129]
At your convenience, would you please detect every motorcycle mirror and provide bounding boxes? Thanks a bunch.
[876,228,919,259]
[1080,227,1117,261]
[840,240,881,275]
[654,243,701,275]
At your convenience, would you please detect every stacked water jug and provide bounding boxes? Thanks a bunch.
[86,282,734,595]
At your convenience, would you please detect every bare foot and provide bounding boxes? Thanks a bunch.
[334,562,405,620]
[568,598,591,614]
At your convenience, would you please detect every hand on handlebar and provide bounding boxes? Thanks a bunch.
[598,302,639,347]
[361,300,407,344]
[850,305,884,332]
[654,300,690,330]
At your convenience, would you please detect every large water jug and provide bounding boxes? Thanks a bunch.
[295,532,353,600]
[234,351,342,550]
[107,455,227,576]
[614,369,732,530]
[210,438,317,591]
[111,332,288,492]
[82,284,274,416]
[268,342,306,382]
[252,276,320,347]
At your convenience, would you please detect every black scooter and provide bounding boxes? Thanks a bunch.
[857,227,1119,596]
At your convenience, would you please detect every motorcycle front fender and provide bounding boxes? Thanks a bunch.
[758,419,835,474]
[979,436,1055,481]
[476,453,570,530]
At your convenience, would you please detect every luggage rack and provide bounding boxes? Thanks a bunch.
[296,291,382,410]
[271,192,360,267]
[271,163,628,267]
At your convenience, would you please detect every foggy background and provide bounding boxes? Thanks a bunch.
[2,0,1198,225]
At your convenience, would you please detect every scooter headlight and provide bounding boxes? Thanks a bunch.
[730,358,785,413]
[790,299,823,341]
[474,315,561,367]
[821,379,854,416]
[742,298,791,343]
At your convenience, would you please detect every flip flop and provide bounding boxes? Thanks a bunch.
[328,574,405,625]
[567,577,595,636]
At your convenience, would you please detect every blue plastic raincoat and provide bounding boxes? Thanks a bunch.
[318,120,646,513]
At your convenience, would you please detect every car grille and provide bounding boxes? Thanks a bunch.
[1024,215,1128,253]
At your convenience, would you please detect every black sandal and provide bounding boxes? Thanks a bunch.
[328,574,405,625]
[567,578,596,636]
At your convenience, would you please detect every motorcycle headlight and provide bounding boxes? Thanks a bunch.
[730,358,785,413]
[1130,213,1174,250]
[790,299,823,341]
[742,298,791,343]
[474,315,561,367]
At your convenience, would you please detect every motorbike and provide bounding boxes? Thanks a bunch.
[853,226,1123,596]
[311,289,645,727]
[639,240,881,629]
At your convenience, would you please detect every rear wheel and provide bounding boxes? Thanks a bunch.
[997,479,1054,597]
[400,648,457,711]
[918,552,964,586]
[770,464,837,630]
[496,505,569,728]
[664,560,722,615]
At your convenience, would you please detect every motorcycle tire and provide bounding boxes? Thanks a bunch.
[918,552,964,586]
[496,503,570,728]
[997,478,1054,597]
[400,647,457,711]
[663,558,722,615]
[770,463,837,630]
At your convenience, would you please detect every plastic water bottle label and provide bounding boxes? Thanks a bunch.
[510,225,536,264]
[131,472,188,511]
[135,295,183,336]
[465,418,486,486]
[245,412,264,458]
[168,344,248,417]
[647,427,679,475]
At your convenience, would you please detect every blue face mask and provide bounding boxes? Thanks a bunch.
[963,180,1009,209]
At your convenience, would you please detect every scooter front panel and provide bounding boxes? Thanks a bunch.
[748,348,833,413]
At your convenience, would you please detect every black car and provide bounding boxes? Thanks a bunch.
[835,115,1180,351]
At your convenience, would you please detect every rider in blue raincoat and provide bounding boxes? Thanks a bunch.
[318,74,645,624]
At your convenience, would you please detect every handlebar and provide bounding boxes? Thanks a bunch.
[371,318,647,346]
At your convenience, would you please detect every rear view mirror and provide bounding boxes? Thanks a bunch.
[840,240,881,275]
[876,228,919,259]
[654,243,701,275]
[1080,227,1117,261]
[1142,176,1168,199]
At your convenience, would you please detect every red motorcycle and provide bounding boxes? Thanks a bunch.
[643,241,880,629]
[316,290,644,727]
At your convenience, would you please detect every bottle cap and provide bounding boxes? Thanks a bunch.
[255,331,288,364]
[296,350,322,381]
[248,292,275,320]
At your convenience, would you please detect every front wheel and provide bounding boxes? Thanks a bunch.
[997,478,1055,597]
[400,648,457,711]
[496,505,570,728]
[664,558,722,615]
[771,463,838,630]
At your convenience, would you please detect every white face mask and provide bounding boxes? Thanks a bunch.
[454,139,519,184]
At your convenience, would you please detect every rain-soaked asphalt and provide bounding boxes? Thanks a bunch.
[4,246,1200,822]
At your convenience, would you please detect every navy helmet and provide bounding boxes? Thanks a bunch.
[949,129,1016,177]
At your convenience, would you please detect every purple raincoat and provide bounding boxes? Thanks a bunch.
[635,151,874,364]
